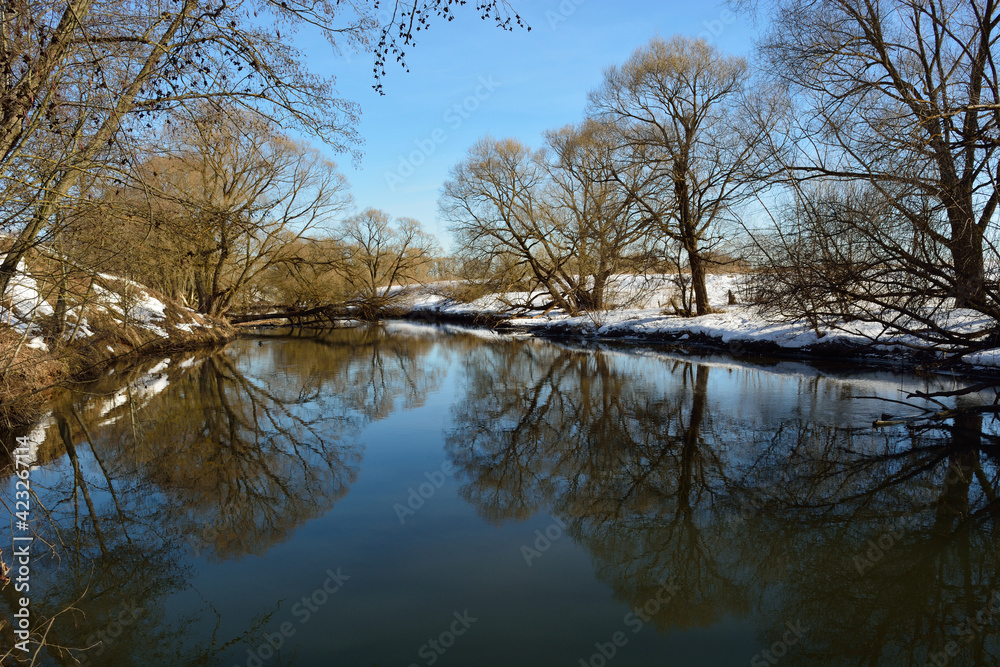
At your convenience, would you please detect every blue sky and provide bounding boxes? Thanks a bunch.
[296,1,758,249]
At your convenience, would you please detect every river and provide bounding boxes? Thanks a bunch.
[1,323,997,666]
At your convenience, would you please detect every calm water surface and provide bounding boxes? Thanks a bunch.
[1,323,998,666]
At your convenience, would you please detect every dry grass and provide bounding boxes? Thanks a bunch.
[0,329,66,428]
[0,281,235,427]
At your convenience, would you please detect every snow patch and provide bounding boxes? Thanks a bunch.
[24,337,47,351]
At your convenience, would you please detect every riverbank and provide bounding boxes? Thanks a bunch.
[1,267,235,427]
[393,275,1000,381]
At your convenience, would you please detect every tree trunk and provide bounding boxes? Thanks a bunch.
[674,171,711,316]
[195,269,211,314]
[677,364,710,512]
[53,267,67,338]
[948,208,986,308]
[592,271,608,310]
[688,247,710,316]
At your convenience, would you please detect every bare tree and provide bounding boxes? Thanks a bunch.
[442,132,656,315]
[542,119,657,310]
[588,36,765,315]
[441,136,573,312]
[743,0,1000,317]
[335,207,438,317]
[0,0,525,298]
[138,105,351,317]
[256,236,349,309]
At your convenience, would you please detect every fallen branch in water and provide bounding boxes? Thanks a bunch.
[859,386,1000,427]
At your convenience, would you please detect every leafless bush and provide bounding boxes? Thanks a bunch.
[747,183,1000,346]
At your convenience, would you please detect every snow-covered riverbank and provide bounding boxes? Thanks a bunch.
[1,260,234,426]
[395,275,1000,376]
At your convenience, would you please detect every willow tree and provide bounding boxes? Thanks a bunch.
[440,137,568,311]
[147,107,352,317]
[542,120,657,310]
[588,36,763,316]
[0,0,524,298]
[334,207,438,315]
[744,0,1000,317]
[441,131,655,315]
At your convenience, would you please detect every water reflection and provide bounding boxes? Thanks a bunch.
[446,339,1000,664]
[0,325,446,664]
[2,326,999,665]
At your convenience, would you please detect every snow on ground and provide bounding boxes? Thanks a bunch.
[91,281,172,337]
[400,274,1000,371]
[1,258,210,343]
[5,259,54,321]
[23,336,48,351]
[0,258,54,343]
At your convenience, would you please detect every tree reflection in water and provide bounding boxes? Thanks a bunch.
[2,327,999,665]
[446,339,1000,665]
[0,325,444,665]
